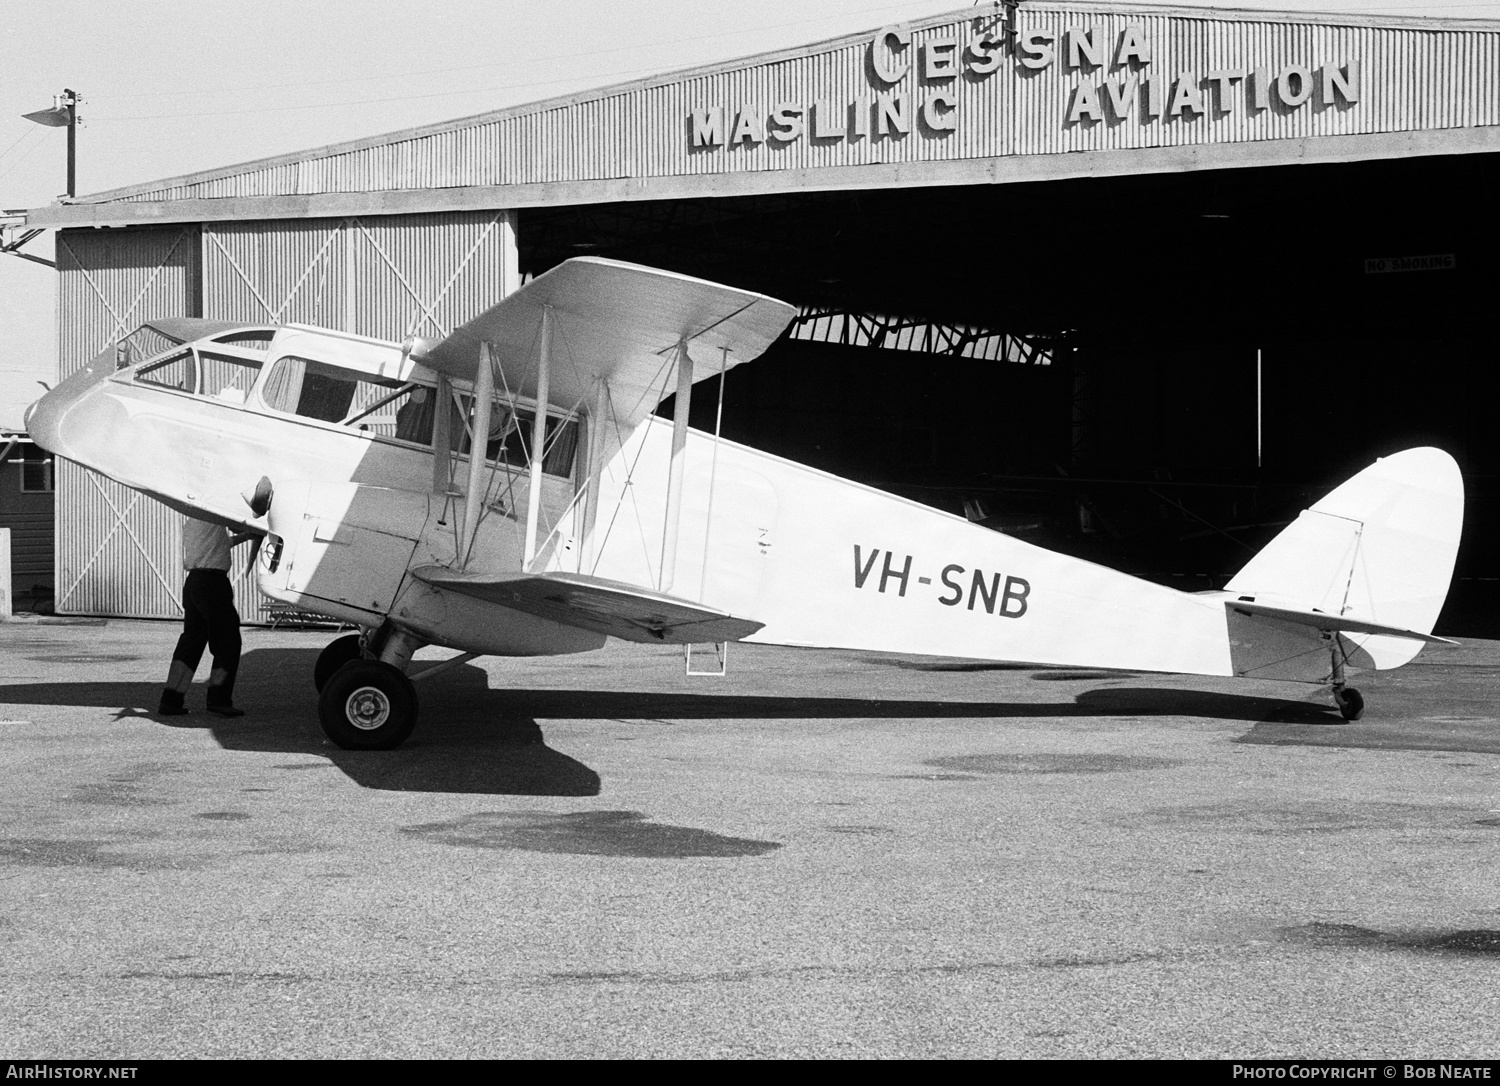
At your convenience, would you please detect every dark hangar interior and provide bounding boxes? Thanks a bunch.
[522,151,1500,633]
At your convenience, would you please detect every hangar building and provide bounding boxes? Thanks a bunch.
[23,1,1500,630]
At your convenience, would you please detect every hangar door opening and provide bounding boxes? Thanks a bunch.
[520,151,1500,633]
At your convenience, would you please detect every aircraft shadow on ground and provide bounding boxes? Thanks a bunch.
[0,648,601,798]
[0,647,1351,796]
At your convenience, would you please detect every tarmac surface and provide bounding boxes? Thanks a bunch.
[0,617,1497,1059]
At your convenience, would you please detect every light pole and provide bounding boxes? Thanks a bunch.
[22,89,79,198]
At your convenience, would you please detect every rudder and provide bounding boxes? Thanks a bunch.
[1224,447,1463,671]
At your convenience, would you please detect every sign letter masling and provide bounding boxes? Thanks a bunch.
[688,20,1361,150]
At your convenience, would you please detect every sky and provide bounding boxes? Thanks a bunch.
[2,0,1496,429]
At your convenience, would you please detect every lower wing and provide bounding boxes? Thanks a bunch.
[409,567,764,644]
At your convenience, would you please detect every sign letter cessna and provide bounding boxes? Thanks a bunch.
[29,258,1462,748]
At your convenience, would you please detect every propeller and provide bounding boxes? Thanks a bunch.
[242,475,274,518]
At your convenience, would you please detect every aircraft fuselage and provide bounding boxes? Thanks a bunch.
[29,322,599,656]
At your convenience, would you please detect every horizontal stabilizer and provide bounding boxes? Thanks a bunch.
[1225,600,1457,645]
[410,566,765,644]
[418,257,797,427]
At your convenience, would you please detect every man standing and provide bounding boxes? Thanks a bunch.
[158,516,256,717]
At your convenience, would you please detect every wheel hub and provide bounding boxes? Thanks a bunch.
[346,685,392,730]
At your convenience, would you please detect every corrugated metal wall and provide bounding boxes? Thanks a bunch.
[55,227,203,619]
[1009,10,1500,155]
[105,5,1500,203]
[54,214,517,620]
[201,211,516,340]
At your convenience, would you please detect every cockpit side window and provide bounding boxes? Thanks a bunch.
[199,351,263,406]
[134,350,198,393]
[118,326,181,369]
[366,384,436,445]
[261,356,435,445]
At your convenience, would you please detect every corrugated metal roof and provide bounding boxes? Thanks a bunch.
[28,2,1500,225]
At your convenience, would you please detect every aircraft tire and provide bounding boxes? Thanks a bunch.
[319,660,419,750]
[313,634,365,693]
[1335,687,1365,722]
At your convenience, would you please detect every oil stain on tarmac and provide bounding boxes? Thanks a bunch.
[1239,715,1500,754]
[68,761,181,808]
[28,654,140,665]
[1130,799,1487,835]
[401,810,782,858]
[1279,921,1500,956]
[824,824,897,836]
[7,637,138,666]
[924,753,1180,775]
[0,836,175,869]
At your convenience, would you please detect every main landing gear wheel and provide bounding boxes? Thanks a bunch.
[318,660,419,750]
[313,634,365,693]
[1328,640,1364,722]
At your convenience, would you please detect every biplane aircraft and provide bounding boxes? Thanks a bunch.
[28,258,1463,749]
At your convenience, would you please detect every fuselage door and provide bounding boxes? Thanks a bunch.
[264,481,431,618]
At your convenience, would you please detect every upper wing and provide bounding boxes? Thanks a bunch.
[410,566,765,644]
[417,257,797,426]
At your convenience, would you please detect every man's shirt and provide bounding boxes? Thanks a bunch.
[182,518,232,572]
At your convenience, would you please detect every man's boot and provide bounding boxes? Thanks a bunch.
[157,689,188,715]
[158,660,193,716]
[205,667,243,718]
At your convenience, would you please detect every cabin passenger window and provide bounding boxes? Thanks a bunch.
[543,418,580,478]
[262,357,351,422]
[454,394,579,478]
[134,350,197,393]
[199,352,263,405]
[503,408,580,478]
[261,356,434,445]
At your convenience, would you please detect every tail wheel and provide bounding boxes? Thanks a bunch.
[318,660,419,750]
[1334,687,1365,722]
[313,633,366,693]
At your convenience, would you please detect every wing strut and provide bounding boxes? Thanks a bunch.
[580,379,611,574]
[460,341,496,568]
[696,346,729,602]
[659,339,693,593]
[431,373,453,496]
[523,307,553,570]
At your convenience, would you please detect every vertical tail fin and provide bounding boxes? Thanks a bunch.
[1224,447,1463,672]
